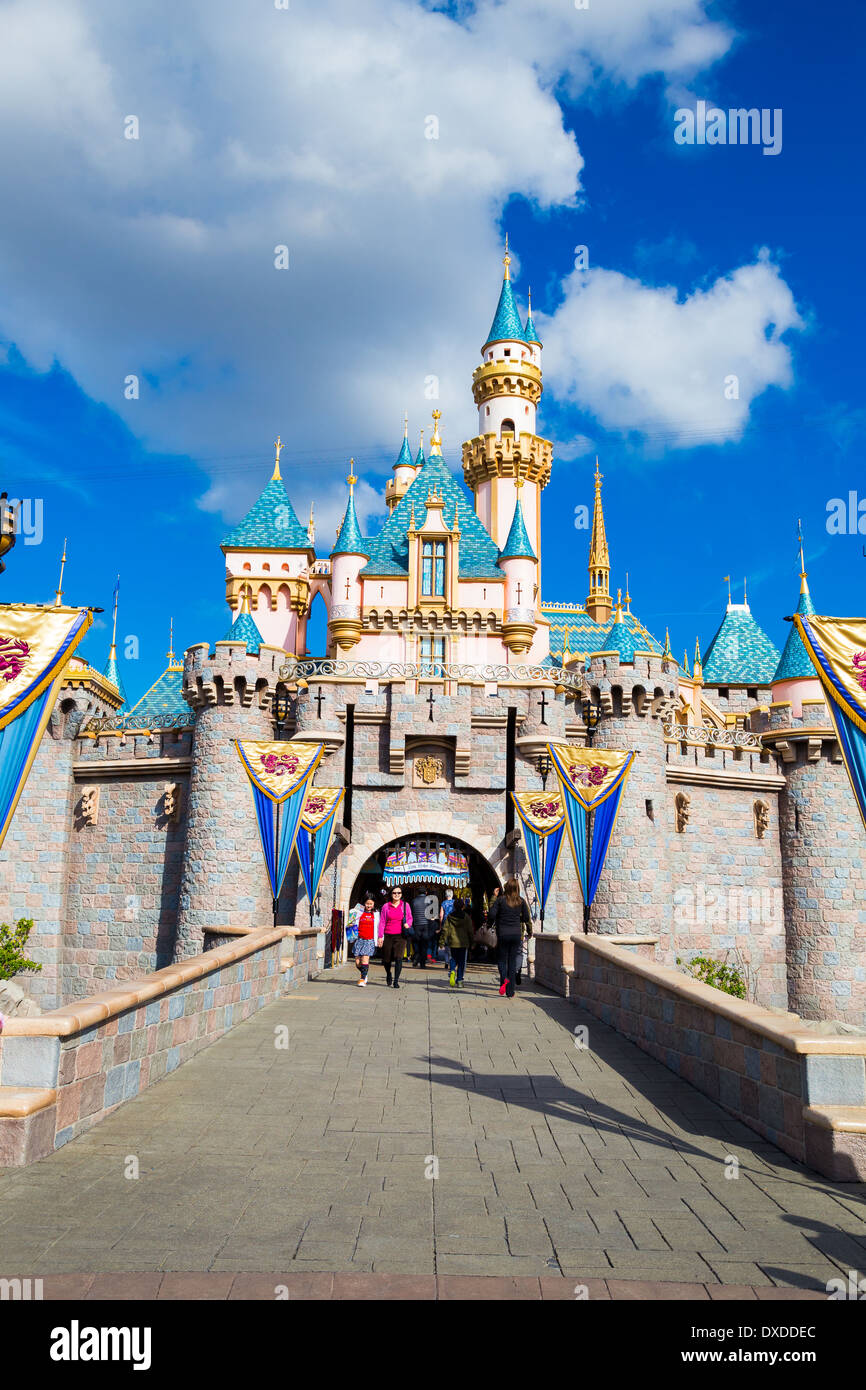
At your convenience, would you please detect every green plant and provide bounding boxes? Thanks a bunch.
[676,953,746,999]
[0,918,42,981]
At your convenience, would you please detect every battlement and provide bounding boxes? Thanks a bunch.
[182,640,287,712]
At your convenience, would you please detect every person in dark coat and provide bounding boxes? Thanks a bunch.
[488,878,531,998]
[411,890,435,967]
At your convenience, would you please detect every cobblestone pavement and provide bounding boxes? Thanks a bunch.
[1,963,864,1292]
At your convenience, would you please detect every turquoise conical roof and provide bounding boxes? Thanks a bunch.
[524,310,541,346]
[393,435,413,471]
[484,275,524,347]
[499,493,536,561]
[221,476,312,552]
[332,491,369,558]
[220,607,262,655]
[603,612,638,662]
[774,583,818,681]
[702,604,781,685]
[103,651,127,709]
[414,442,425,469]
[121,664,186,725]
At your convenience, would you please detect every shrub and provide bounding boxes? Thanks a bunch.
[677,954,746,999]
[0,918,42,981]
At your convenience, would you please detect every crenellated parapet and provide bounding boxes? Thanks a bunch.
[182,640,287,714]
[461,431,553,491]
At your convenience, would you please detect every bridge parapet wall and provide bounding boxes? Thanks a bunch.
[534,933,866,1181]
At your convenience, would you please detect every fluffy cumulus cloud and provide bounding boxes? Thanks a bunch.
[0,0,761,521]
[541,253,805,447]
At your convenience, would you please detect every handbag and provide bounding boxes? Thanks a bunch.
[401,905,414,939]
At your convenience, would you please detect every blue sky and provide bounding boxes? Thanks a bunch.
[1,0,863,701]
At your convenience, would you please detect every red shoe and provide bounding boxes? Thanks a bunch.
[499,979,508,996]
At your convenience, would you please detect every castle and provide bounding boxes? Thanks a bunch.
[2,248,864,1028]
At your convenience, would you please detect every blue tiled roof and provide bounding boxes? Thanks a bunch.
[542,603,665,658]
[603,614,638,662]
[702,604,781,685]
[221,477,312,552]
[220,608,262,654]
[414,443,425,469]
[102,652,127,709]
[360,452,503,581]
[332,492,369,558]
[500,494,536,560]
[122,666,187,724]
[774,585,818,681]
[524,310,541,346]
[484,277,524,347]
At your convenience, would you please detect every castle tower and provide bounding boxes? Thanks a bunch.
[585,459,612,624]
[385,417,419,512]
[770,525,822,717]
[462,240,552,595]
[220,437,315,655]
[498,475,538,655]
[328,466,369,653]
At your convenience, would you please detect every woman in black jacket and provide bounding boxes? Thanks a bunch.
[488,878,531,998]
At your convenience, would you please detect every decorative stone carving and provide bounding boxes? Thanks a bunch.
[411,747,449,788]
[163,782,183,822]
[754,799,769,839]
[416,754,444,785]
[80,785,100,825]
[674,791,690,833]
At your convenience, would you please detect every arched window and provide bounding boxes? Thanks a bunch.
[501,419,515,435]
[281,563,290,573]
[262,562,271,572]
[242,562,251,572]
[422,540,446,597]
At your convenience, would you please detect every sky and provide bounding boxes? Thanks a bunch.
[1,0,864,701]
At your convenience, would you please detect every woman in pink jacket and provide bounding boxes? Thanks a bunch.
[379,886,412,989]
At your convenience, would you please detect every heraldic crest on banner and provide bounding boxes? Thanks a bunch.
[511,789,565,834]
[235,740,323,803]
[547,744,636,811]
[300,785,345,830]
[0,604,92,731]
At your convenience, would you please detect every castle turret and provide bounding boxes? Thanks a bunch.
[328,466,369,653]
[499,476,538,655]
[771,526,822,717]
[385,417,419,512]
[462,239,552,591]
[220,437,315,655]
[585,459,612,624]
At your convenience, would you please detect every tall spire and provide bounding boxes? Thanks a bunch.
[484,238,524,346]
[331,463,368,559]
[272,435,283,482]
[102,575,127,707]
[109,575,119,657]
[503,232,511,282]
[585,458,612,624]
[430,410,443,456]
[54,537,67,606]
[307,501,315,546]
[797,518,810,597]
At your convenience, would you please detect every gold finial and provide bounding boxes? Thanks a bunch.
[54,537,67,606]
[527,285,532,314]
[694,636,703,680]
[515,465,524,493]
[430,410,442,453]
[744,575,748,607]
[347,460,357,489]
[272,436,283,481]
[723,574,731,607]
[625,572,631,611]
[167,616,175,663]
[503,232,511,282]
[797,518,809,595]
[409,501,416,531]
[239,587,252,615]
[614,588,623,620]
[403,412,408,439]
[594,455,602,488]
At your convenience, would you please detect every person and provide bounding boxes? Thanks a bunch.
[410,889,436,966]
[443,895,474,988]
[439,888,456,973]
[379,885,412,988]
[352,895,380,987]
[488,878,531,998]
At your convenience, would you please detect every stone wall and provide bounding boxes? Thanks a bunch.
[534,933,866,1181]
[0,928,285,1165]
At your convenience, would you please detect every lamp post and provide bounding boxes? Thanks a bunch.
[273,688,292,742]
[582,696,603,935]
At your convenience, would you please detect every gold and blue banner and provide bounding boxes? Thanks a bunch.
[235,740,323,899]
[511,790,566,916]
[548,744,636,906]
[295,786,345,907]
[0,605,92,849]
[792,615,866,833]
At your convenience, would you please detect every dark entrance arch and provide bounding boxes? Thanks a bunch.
[350,832,501,929]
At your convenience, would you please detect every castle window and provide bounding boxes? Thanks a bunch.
[242,562,251,572]
[262,563,271,572]
[747,687,758,700]
[281,563,290,573]
[422,540,446,597]
[504,348,511,356]
[501,419,515,436]
[420,635,446,675]
[719,687,729,700]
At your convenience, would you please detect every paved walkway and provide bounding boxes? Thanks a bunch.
[1,962,864,1294]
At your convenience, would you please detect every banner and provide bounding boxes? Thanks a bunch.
[792,615,866,833]
[510,790,566,916]
[0,605,92,849]
[548,744,636,907]
[235,740,323,900]
[295,786,345,906]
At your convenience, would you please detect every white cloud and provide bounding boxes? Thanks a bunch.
[0,0,762,517]
[540,252,805,447]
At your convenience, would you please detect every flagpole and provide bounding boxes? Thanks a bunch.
[273,799,281,929]
[583,699,602,934]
